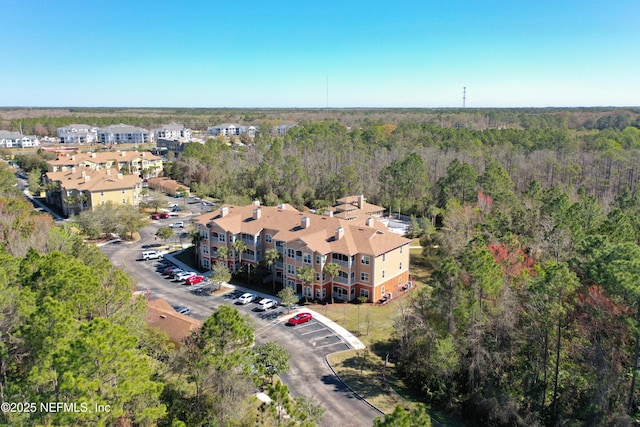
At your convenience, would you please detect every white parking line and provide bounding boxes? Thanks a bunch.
[299,327,330,336]
[312,339,346,349]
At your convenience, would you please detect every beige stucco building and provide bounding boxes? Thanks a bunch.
[44,167,142,216]
[47,150,163,178]
[195,200,411,303]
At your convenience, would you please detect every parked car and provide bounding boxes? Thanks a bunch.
[163,266,180,275]
[287,312,313,326]
[173,306,191,315]
[167,269,185,279]
[169,222,184,228]
[184,275,205,285]
[150,213,160,220]
[160,212,170,219]
[142,250,163,261]
[256,298,277,311]
[237,292,257,304]
[174,271,196,282]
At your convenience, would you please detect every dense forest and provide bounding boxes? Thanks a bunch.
[161,112,640,425]
[0,164,323,426]
[5,107,640,425]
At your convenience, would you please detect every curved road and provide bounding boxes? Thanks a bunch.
[100,220,382,427]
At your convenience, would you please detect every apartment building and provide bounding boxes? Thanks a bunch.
[57,124,99,144]
[153,122,192,141]
[206,123,257,138]
[47,150,163,178]
[0,131,40,148]
[44,167,142,216]
[195,200,411,303]
[97,124,154,144]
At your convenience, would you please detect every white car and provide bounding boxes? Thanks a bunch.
[237,292,257,304]
[174,271,196,282]
[256,298,277,311]
[141,250,163,260]
[169,221,184,228]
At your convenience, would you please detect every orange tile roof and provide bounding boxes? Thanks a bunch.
[46,168,140,192]
[49,150,161,167]
[195,202,410,256]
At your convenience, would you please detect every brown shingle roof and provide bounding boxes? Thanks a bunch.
[145,298,201,346]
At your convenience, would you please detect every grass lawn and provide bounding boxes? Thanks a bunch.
[319,252,433,415]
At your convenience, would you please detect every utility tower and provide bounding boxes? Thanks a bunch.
[462,86,466,108]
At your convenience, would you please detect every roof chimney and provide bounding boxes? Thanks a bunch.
[71,155,75,161]
[91,152,96,158]
[366,217,374,227]
[121,151,126,157]
[325,210,333,217]
[301,216,310,229]
[117,173,123,179]
[277,203,286,211]
[335,227,344,241]
[106,168,111,175]
[84,175,91,183]
[81,170,86,178]
[358,194,365,209]
[220,206,229,217]
[253,208,262,220]
[71,167,76,174]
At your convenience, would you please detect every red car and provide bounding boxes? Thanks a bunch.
[150,213,160,220]
[287,312,313,326]
[184,275,205,285]
[160,212,170,219]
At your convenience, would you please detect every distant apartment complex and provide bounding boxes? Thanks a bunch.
[206,123,257,138]
[195,197,410,303]
[153,122,192,141]
[0,131,40,148]
[97,124,154,144]
[57,124,99,144]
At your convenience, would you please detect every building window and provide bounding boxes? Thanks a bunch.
[219,233,226,242]
[382,253,386,262]
[122,198,126,204]
[287,264,295,274]
[202,258,210,269]
[381,286,385,296]
[400,246,403,254]
[100,191,104,197]
[121,189,125,194]
[361,272,369,282]
[303,253,312,264]
[382,270,385,278]
[101,201,105,205]
[398,277,403,286]
[287,248,295,258]
[361,255,370,265]
[399,262,402,270]
[265,234,272,243]
[360,289,370,300]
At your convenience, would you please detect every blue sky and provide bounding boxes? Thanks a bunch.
[1,0,638,108]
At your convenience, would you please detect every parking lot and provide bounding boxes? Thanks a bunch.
[140,259,350,353]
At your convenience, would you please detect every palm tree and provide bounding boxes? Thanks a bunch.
[218,246,229,268]
[263,248,280,292]
[323,262,341,304]
[233,239,247,273]
[296,266,315,303]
